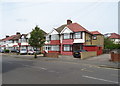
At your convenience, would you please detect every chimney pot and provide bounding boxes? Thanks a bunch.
[67,20,72,25]
[6,35,9,38]
[16,32,20,35]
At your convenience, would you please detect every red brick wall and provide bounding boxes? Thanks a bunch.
[83,46,102,55]
[48,51,60,54]
[44,53,58,58]
[50,40,60,45]
[62,39,73,44]
[61,51,73,55]
[111,52,120,61]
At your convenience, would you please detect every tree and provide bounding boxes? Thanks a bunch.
[29,25,45,58]
[104,37,120,50]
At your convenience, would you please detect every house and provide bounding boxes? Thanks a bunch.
[0,32,31,51]
[1,34,18,51]
[84,31,104,55]
[104,33,120,44]
[44,20,104,56]
[18,33,31,50]
[0,29,47,53]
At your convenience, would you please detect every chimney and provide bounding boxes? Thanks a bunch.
[16,32,20,35]
[6,35,9,38]
[67,19,72,25]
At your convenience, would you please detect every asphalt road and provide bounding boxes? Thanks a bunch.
[2,55,119,84]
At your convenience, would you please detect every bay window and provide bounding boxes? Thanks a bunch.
[74,32,82,39]
[63,33,72,39]
[45,45,59,51]
[63,45,72,51]
[51,34,59,40]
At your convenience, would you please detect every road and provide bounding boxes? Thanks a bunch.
[2,55,119,84]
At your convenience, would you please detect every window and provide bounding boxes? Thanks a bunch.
[63,45,72,51]
[19,38,26,42]
[46,35,50,41]
[93,35,97,40]
[74,32,82,39]
[63,33,71,39]
[51,45,59,51]
[51,35,59,40]
[45,45,59,51]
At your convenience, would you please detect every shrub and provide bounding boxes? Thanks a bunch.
[4,49,10,53]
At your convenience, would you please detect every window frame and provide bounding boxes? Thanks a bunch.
[63,45,72,51]
[93,35,97,40]
[51,34,60,40]
[63,33,73,39]
[74,32,82,39]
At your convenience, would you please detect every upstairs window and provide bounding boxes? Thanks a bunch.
[93,35,97,40]
[51,34,59,40]
[46,35,50,41]
[63,33,72,39]
[74,32,82,39]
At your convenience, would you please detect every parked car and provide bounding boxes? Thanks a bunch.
[0,49,4,53]
[34,49,40,54]
[73,50,87,58]
[28,49,35,55]
[20,49,27,55]
[11,49,18,53]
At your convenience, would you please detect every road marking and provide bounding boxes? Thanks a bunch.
[82,75,118,84]
[81,68,93,72]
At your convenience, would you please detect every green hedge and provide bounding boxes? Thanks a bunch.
[4,49,10,53]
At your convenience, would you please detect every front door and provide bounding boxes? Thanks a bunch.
[73,43,83,51]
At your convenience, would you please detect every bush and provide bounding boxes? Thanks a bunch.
[4,49,10,53]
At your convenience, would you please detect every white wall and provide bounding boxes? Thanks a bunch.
[61,27,73,34]
[114,39,120,44]
[49,29,59,35]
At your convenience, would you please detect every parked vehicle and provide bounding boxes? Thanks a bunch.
[0,49,4,53]
[34,49,40,54]
[11,49,18,53]
[28,49,35,55]
[20,49,27,55]
[73,50,87,58]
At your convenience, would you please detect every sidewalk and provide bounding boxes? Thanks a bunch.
[58,54,120,69]
[2,53,120,69]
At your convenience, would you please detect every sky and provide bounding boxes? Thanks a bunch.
[0,0,119,39]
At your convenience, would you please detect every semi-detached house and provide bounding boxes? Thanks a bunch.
[0,32,33,51]
[44,20,104,56]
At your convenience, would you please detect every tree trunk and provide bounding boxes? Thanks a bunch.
[34,47,37,58]
[34,53,37,58]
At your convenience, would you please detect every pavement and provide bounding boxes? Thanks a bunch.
[2,53,120,69]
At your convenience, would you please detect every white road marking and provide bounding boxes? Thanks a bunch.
[82,75,118,84]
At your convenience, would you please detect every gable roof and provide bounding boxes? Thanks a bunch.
[90,31,102,35]
[55,24,67,33]
[66,23,91,33]
[13,34,21,40]
[108,33,120,39]
[2,35,17,41]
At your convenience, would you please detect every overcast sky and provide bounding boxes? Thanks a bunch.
[0,0,119,39]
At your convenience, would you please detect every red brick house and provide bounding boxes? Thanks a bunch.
[44,20,104,55]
